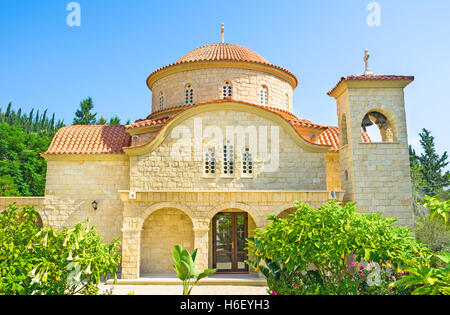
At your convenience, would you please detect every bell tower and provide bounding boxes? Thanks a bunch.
[328,50,415,226]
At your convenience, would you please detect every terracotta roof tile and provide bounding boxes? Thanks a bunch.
[147,43,298,87]
[327,75,414,96]
[177,43,269,64]
[126,117,170,130]
[44,125,131,155]
[317,126,372,152]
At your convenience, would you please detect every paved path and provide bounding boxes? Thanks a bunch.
[99,284,268,295]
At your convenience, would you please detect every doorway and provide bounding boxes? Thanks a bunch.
[212,212,249,273]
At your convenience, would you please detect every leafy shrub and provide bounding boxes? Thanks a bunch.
[172,245,216,295]
[0,204,121,295]
[392,252,449,295]
[246,201,432,295]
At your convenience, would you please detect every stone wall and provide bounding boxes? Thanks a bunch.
[44,158,129,242]
[151,67,293,113]
[130,109,327,192]
[326,153,341,191]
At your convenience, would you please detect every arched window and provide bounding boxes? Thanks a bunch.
[185,84,194,105]
[204,147,216,176]
[260,86,268,106]
[223,140,234,176]
[223,81,232,99]
[361,111,395,143]
[159,92,164,111]
[242,147,253,176]
[284,93,289,110]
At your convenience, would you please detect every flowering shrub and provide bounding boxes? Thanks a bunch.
[0,204,121,295]
[246,201,432,295]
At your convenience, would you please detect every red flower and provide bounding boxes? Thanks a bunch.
[271,290,277,295]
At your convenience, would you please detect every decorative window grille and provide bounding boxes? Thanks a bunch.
[159,92,164,110]
[242,147,253,176]
[260,86,268,105]
[204,148,216,175]
[223,82,232,99]
[185,84,194,105]
[223,140,234,175]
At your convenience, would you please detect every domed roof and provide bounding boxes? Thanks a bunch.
[176,43,270,64]
[147,42,298,88]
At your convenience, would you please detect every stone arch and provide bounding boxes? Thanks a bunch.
[206,202,260,227]
[272,203,300,219]
[360,108,397,143]
[140,206,195,275]
[137,202,196,229]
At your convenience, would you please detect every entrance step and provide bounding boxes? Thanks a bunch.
[106,274,267,287]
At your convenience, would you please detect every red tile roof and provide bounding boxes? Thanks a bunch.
[327,75,414,96]
[147,43,298,87]
[45,101,373,155]
[44,125,131,155]
[317,126,372,152]
[126,116,170,130]
[177,43,269,64]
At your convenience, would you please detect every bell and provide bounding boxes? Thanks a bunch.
[361,114,374,132]
[374,113,387,127]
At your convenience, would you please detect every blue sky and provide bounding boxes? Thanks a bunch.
[0,0,449,156]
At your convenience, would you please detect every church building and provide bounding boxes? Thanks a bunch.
[0,30,415,279]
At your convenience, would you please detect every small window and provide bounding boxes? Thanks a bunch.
[222,140,234,176]
[242,147,254,177]
[260,86,268,106]
[204,148,216,176]
[159,92,164,111]
[185,84,194,105]
[223,81,232,99]
[284,94,289,110]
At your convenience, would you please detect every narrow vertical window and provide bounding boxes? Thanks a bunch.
[185,84,194,105]
[284,93,289,110]
[159,92,164,111]
[223,140,234,176]
[242,147,253,176]
[260,86,268,106]
[204,148,216,176]
[223,81,232,99]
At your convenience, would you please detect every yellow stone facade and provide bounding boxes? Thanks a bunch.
[0,42,415,280]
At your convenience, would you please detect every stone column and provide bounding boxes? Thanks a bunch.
[121,228,142,279]
[193,227,209,272]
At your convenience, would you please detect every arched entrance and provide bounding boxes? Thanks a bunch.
[210,210,257,273]
[140,208,194,275]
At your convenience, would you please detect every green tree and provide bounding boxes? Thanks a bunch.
[97,116,107,125]
[109,116,121,125]
[73,97,97,125]
[410,129,449,197]
[0,123,50,196]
